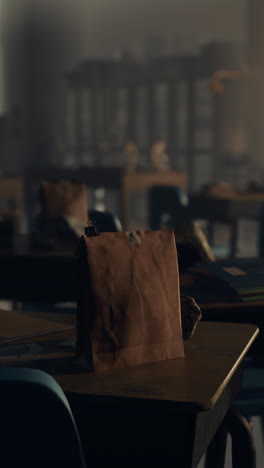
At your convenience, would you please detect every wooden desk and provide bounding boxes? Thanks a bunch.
[25,167,187,230]
[0,309,258,467]
[189,193,264,257]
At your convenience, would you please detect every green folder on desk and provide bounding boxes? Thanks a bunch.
[189,258,264,303]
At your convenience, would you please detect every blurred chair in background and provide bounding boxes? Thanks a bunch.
[88,209,122,233]
[175,220,215,272]
[148,185,189,230]
[148,185,215,271]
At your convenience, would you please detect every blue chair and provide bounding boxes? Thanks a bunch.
[88,209,122,232]
[0,367,86,468]
[148,185,189,230]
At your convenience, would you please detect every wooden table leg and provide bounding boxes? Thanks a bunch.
[225,408,256,468]
[230,220,239,258]
[205,408,256,468]
[204,420,228,468]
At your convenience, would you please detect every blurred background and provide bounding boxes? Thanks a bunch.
[0,0,263,256]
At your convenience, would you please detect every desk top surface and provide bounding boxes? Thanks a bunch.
[0,309,258,411]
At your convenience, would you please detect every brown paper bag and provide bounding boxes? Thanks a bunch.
[40,180,88,225]
[76,229,184,372]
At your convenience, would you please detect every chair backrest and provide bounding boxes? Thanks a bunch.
[148,185,189,230]
[148,186,215,270]
[0,176,23,232]
[88,209,122,232]
[0,367,86,468]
